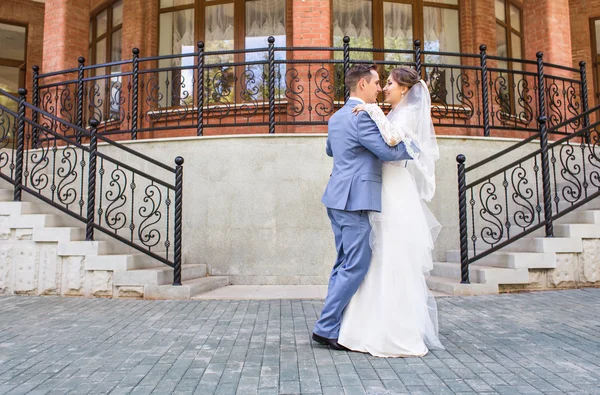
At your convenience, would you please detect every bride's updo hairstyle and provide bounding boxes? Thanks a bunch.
[390,67,420,88]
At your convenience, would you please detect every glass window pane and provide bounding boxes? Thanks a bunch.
[495,0,505,22]
[0,65,20,93]
[424,7,459,55]
[205,3,235,61]
[159,9,195,56]
[96,38,107,64]
[332,0,372,48]
[0,23,26,61]
[384,2,412,63]
[595,20,600,53]
[96,10,108,37]
[159,9,195,108]
[111,29,122,63]
[113,0,123,26]
[160,0,194,8]
[511,32,522,59]
[245,0,286,48]
[423,7,459,104]
[510,4,521,32]
[496,25,507,58]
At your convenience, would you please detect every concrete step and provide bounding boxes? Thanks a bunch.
[432,262,529,285]
[85,253,164,271]
[9,214,61,229]
[425,275,498,296]
[33,227,85,242]
[0,202,41,215]
[144,276,230,300]
[554,223,600,238]
[57,240,106,256]
[445,250,557,269]
[556,210,600,225]
[500,237,582,253]
[113,264,207,286]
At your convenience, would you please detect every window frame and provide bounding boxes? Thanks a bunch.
[157,0,293,61]
[89,0,123,67]
[329,0,462,59]
[495,0,524,64]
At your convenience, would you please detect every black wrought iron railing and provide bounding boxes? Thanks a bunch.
[32,38,590,140]
[0,88,184,285]
[456,104,600,284]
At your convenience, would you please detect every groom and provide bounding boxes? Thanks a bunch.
[313,64,417,350]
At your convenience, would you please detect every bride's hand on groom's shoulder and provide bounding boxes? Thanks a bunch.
[351,104,366,115]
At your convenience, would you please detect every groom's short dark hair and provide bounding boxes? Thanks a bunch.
[345,64,377,93]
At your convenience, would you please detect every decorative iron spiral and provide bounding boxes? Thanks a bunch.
[479,180,504,246]
[285,67,304,118]
[104,167,128,232]
[138,183,163,249]
[314,66,334,118]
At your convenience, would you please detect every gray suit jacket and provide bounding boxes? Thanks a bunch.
[321,99,417,212]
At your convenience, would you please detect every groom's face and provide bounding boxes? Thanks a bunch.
[361,70,382,103]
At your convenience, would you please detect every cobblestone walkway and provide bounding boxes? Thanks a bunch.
[0,289,599,394]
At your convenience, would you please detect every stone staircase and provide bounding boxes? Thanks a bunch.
[427,200,600,295]
[0,186,229,299]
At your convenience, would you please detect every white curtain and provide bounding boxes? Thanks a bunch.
[423,7,459,55]
[333,0,372,42]
[205,5,234,42]
[384,2,412,42]
[246,0,285,38]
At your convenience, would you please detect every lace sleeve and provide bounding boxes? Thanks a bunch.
[364,104,402,146]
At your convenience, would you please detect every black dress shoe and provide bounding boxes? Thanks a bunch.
[312,332,349,351]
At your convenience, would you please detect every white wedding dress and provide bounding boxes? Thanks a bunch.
[338,80,444,357]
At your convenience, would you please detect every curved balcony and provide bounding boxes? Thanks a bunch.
[30,38,591,143]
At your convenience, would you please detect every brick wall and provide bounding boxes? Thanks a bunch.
[0,0,45,98]
[524,0,573,65]
[42,0,90,73]
[570,0,600,108]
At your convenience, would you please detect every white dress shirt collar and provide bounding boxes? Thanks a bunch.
[348,96,366,104]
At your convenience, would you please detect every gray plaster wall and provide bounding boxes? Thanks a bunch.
[96,133,539,285]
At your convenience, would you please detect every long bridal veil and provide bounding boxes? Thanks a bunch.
[361,79,444,354]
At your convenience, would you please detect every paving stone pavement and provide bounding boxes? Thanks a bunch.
[0,289,600,395]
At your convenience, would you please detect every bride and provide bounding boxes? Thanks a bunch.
[338,67,444,357]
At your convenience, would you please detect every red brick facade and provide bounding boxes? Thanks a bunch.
[2,0,598,135]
